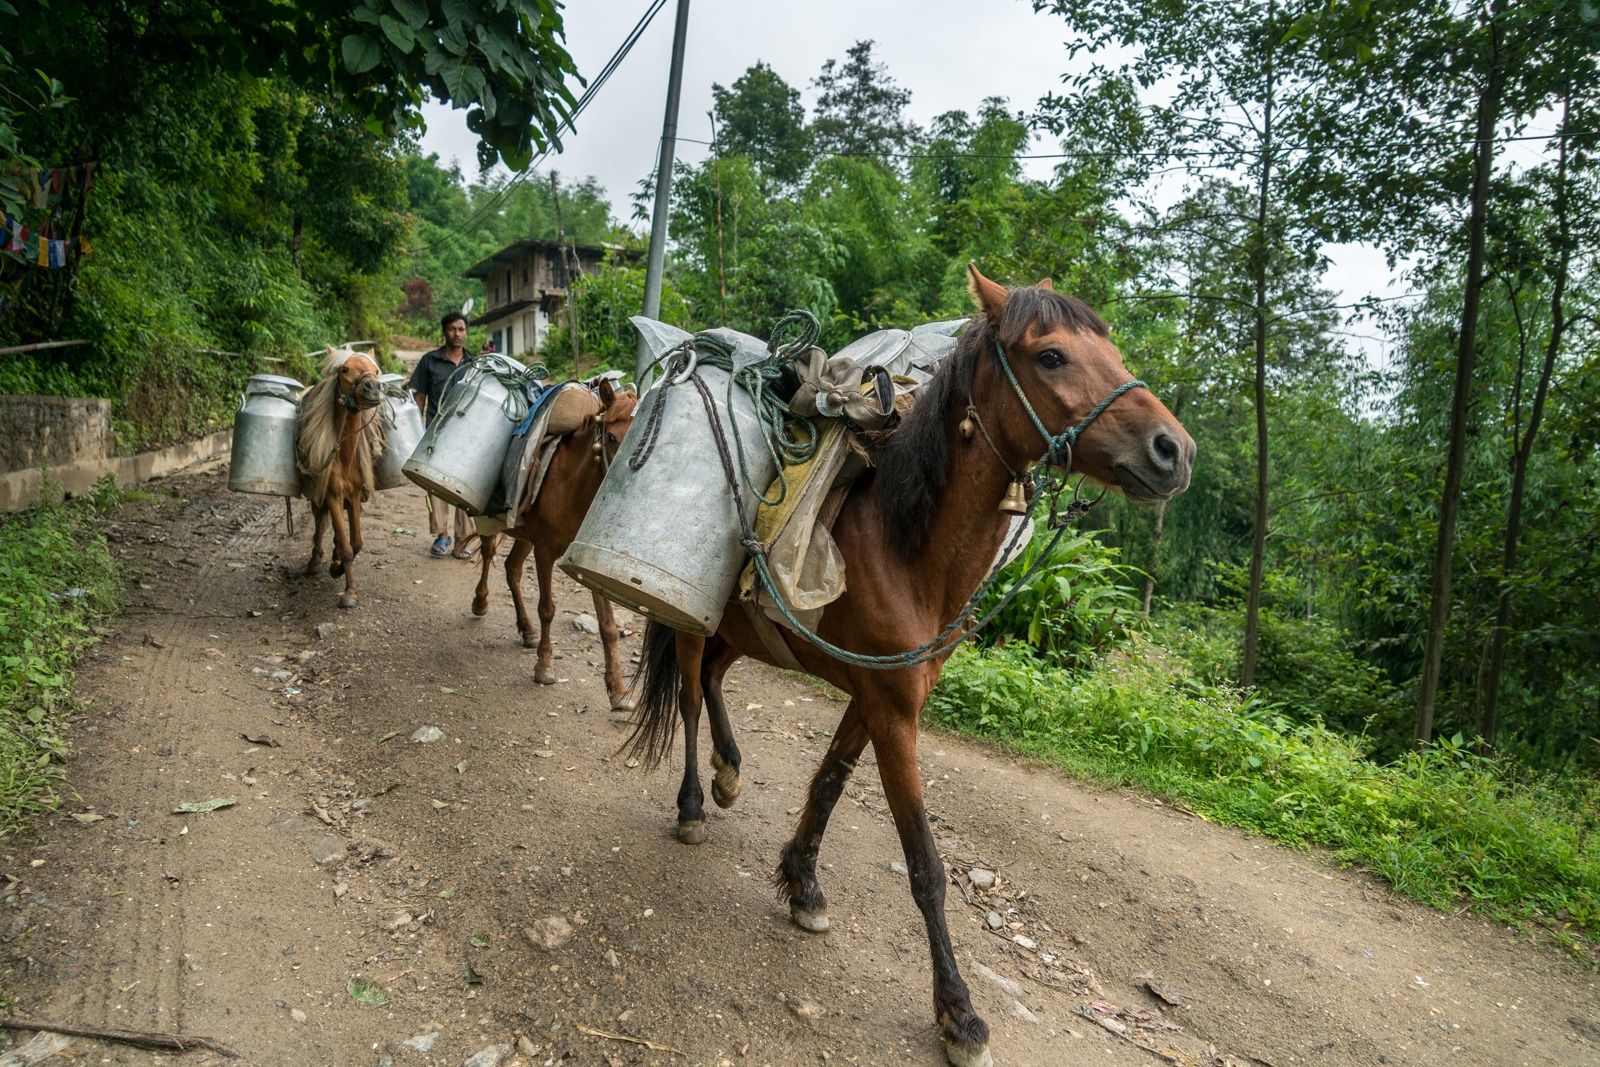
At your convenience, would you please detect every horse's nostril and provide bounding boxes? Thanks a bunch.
[1149,431,1180,471]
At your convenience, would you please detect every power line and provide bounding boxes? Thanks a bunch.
[410,0,671,253]
[672,128,1592,163]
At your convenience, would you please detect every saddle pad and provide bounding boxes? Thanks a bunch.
[497,382,591,527]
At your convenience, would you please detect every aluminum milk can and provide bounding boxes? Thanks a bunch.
[373,373,423,491]
[228,374,305,496]
[401,353,536,514]
[559,331,777,636]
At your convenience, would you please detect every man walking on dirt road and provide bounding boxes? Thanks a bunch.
[408,311,476,559]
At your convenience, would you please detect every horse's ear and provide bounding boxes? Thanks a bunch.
[968,262,1008,324]
[1037,277,1054,291]
[597,378,616,408]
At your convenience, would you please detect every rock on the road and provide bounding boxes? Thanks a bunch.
[524,916,573,950]
[571,612,600,635]
[410,725,444,743]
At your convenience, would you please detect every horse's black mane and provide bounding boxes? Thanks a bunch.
[876,286,1108,556]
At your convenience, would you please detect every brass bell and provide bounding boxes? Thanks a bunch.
[959,404,976,440]
[999,478,1029,515]
[592,440,604,459]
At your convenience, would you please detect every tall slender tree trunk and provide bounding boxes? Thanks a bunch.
[1240,26,1276,689]
[1479,93,1571,751]
[1142,500,1166,615]
[1415,21,1506,747]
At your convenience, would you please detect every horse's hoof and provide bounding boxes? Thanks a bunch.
[711,752,742,809]
[471,599,488,617]
[338,595,358,609]
[790,904,829,933]
[522,632,540,649]
[303,559,322,577]
[609,693,636,712]
[942,1040,992,1067]
[534,668,557,685]
[676,820,706,845]
[329,561,344,578]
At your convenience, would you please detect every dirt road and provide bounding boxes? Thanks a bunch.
[3,468,1597,1067]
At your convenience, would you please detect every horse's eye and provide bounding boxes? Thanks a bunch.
[1038,349,1066,369]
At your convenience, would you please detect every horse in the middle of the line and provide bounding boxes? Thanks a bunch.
[296,346,386,609]
[472,376,638,710]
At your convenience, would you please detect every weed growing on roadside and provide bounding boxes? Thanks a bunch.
[927,644,1600,954]
[0,479,120,828]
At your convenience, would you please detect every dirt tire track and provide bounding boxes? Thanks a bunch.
[1,467,1596,1067]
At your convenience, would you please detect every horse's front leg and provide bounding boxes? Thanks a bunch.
[305,505,329,576]
[871,709,989,1067]
[776,701,868,932]
[472,533,501,616]
[591,593,633,711]
[529,540,557,679]
[673,632,708,844]
[327,496,358,608]
[702,639,745,808]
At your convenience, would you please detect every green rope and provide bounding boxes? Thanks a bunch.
[636,311,820,506]
[435,354,549,425]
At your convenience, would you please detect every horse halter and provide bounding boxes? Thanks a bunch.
[338,367,382,410]
[963,338,1146,515]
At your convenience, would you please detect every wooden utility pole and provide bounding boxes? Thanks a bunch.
[550,172,581,376]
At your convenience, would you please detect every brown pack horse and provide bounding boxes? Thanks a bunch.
[296,347,386,609]
[472,378,639,709]
[629,267,1195,1067]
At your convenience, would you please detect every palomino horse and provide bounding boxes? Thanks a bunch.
[630,267,1194,1067]
[296,347,386,609]
[472,378,639,710]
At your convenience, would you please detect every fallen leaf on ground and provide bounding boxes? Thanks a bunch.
[241,733,280,747]
[377,730,399,743]
[70,813,105,824]
[172,798,236,814]
[455,760,469,774]
[463,962,483,985]
[469,933,489,948]
[438,888,457,899]
[346,977,388,1005]
[431,799,449,809]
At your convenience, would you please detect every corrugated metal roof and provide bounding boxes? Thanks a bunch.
[460,238,640,279]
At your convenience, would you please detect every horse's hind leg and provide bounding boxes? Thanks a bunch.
[527,540,556,677]
[472,533,501,616]
[592,593,633,711]
[775,701,868,933]
[702,639,745,808]
[673,632,708,844]
[305,506,329,576]
[871,711,989,1067]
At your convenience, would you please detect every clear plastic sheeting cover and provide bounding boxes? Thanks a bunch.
[833,318,967,388]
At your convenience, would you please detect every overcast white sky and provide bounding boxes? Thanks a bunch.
[418,0,1412,363]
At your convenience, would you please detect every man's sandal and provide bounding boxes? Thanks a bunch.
[430,536,452,558]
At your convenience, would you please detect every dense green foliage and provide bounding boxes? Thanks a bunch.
[927,644,1600,950]
[0,0,580,448]
[0,478,120,828]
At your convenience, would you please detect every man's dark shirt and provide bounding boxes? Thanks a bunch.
[408,347,476,425]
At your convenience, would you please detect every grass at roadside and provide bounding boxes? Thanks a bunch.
[926,644,1600,958]
[0,478,121,829]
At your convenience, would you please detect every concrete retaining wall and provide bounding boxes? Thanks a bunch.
[0,395,115,471]
[0,428,232,511]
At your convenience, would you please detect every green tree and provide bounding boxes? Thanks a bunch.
[808,41,920,162]
[711,62,809,185]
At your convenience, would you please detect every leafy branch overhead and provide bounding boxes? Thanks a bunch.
[5,0,581,171]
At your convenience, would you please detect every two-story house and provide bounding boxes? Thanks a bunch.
[461,238,637,358]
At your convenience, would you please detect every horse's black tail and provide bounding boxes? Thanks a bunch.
[625,620,680,769]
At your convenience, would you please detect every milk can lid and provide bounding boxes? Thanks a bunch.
[246,373,305,389]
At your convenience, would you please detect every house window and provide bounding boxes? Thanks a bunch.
[522,264,529,286]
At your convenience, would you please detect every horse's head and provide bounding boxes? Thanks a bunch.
[324,347,384,410]
[591,376,638,465]
[969,264,1193,501]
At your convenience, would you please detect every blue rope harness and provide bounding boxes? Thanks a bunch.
[702,325,1149,671]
